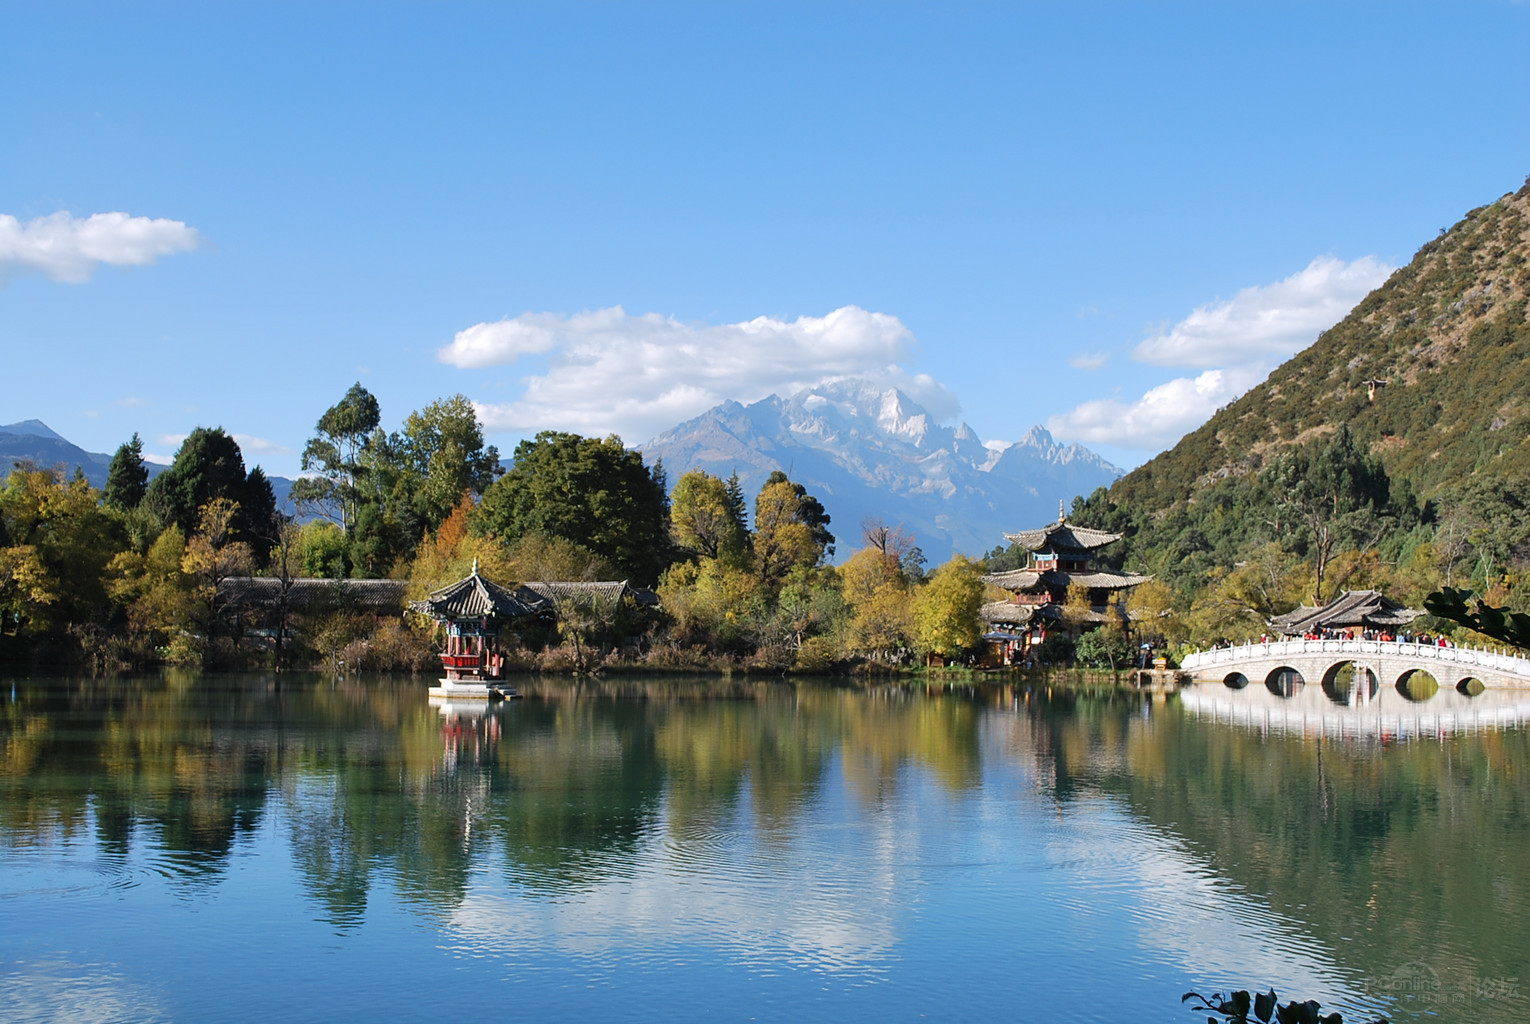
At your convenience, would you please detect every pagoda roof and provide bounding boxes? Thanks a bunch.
[980,601,1036,626]
[982,568,1149,592]
[410,569,546,621]
[1268,590,1423,635]
[1003,520,1122,552]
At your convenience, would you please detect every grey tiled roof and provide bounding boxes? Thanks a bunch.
[1269,590,1423,634]
[522,581,660,608]
[1002,521,1122,552]
[982,568,1148,592]
[218,577,407,611]
[410,572,546,620]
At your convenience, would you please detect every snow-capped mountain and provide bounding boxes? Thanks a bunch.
[639,379,1123,562]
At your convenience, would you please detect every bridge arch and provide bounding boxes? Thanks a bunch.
[1395,669,1440,702]
[1456,676,1486,697]
[1320,661,1378,706]
[1223,672,1249,689]
[1264,666,1305,698]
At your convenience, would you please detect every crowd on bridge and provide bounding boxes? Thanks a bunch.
[1259,628,1453,646]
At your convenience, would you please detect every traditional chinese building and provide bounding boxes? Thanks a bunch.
[410,561,547,699]
[980,507,1149,659]
[1268,589,1422,639]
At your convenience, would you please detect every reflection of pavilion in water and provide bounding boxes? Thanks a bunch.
[433,699,505,775]
[1180,674,1530,740]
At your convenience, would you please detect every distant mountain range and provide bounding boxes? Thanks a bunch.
[640,379,1123,562]
[0,420,298,515]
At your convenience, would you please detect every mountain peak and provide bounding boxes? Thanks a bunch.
[641,379,1122,561]
[0,419,67,442]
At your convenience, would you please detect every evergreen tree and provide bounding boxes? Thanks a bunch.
[290,382,381,532]
[472,431,673,584]
[103,432,149,510]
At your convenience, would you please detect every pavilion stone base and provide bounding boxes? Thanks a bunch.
[427,679,518,700]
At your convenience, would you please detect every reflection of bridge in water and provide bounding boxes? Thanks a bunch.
[1182,637,1530,690]
[1180,638,1530,739]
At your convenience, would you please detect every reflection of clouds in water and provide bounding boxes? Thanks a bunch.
[448,789,901,975]
[0,958,169,1024]
[978,716,1379,1016]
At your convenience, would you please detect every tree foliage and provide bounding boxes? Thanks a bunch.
[290,382,381,533]
[670,469,749,565]
[104,432,149,511]
[473,431,671,584]
[911,555,983,659]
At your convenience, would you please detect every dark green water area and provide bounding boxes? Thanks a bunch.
[2,674,1524,1022]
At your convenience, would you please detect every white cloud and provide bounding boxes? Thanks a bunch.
[1069,352,1108,371]
[1047,367,1266,452]
[232,434,293,457]
[1050,255,1393,452]
[0,210,202,285]
[450,305,924,442]
[1135,256,1393,368]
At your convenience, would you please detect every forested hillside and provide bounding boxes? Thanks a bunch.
[1119,180,1530,507]
[1075,179,1530,641]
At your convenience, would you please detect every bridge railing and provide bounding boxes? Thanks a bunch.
[1180,638,1530,681]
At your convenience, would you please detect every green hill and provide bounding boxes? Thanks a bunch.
[1116,179,1530,511]
[1080,179,1530,635]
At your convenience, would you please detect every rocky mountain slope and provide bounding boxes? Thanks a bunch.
[641,379,1122,561]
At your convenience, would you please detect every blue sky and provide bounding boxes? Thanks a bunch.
[4,1,1528,476]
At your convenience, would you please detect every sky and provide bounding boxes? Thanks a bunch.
[3,1,1528,476]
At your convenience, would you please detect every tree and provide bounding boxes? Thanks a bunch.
[399,394,500,532]
[104,432,149,510]
[472,431,672,583]
[144,428,274,563]
[1262,427,1394,603]
[0,466,122,635]
[840,545,913,662]
[290,382,381,532]
[1424,587,1530,649]
[670,469,749,564]
[912,555,984,660]
[753,472,833,583]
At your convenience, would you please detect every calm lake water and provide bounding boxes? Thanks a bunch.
[3,673,1526,1023]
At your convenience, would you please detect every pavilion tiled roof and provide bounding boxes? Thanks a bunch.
[980,601,1035,626]
[982,568,1148,592]
[1268,590,1423,635]
[410,570,546,620]
[1002,521,1122,553]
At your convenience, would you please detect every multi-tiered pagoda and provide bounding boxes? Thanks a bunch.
[980,506,1149,657]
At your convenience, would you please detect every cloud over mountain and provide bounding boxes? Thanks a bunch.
[441,305,956,443]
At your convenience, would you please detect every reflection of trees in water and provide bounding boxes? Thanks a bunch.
[1,675,278,881]
[1034,699,1530,1014]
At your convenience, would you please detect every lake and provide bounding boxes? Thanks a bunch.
[2,673,1525,1023]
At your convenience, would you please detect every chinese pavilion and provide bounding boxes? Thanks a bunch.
[980,505,1149,654]
[410,560,546,699]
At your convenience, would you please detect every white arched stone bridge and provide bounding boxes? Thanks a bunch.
[1180,637,1530,692]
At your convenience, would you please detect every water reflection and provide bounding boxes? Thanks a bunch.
[2,674,1527,1022]
[1182,676,1530,737]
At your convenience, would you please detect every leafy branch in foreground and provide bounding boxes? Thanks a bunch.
[1423,587,1530,650]
[1183,988,1386,1024]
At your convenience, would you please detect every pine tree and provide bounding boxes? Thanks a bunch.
[103,433,149,510]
